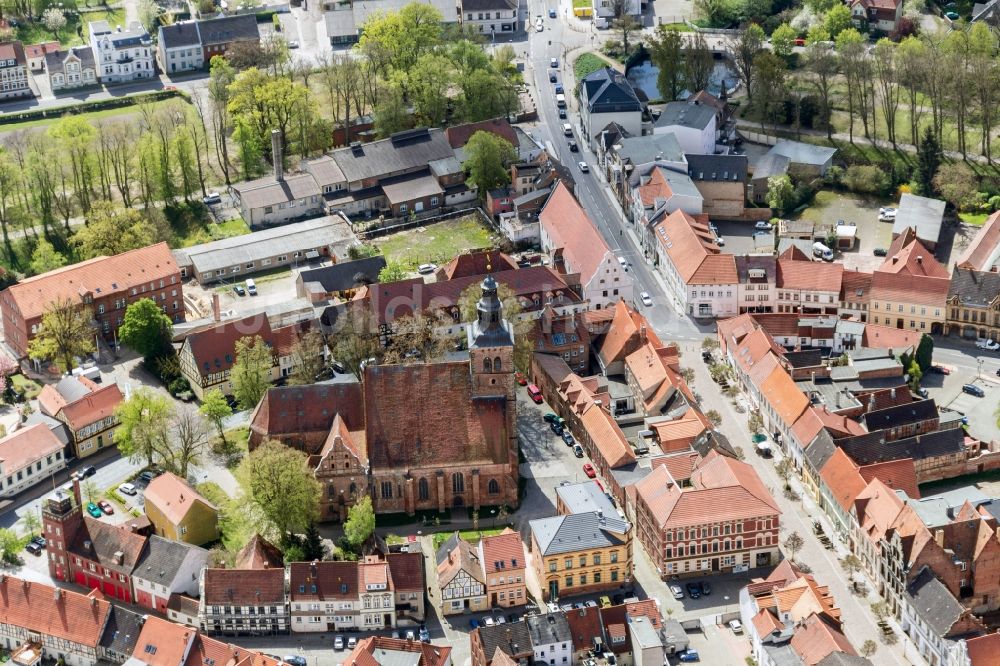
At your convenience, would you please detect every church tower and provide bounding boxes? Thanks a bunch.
[467,271,515,398]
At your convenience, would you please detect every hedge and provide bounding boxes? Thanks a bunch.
[0,89,190,127]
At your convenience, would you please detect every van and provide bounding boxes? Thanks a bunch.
[72,366,101,383]
[562,123,573,136]
[245,278,257,295]
[526,384,543,404]
[812,242,834,262]
[556,94,566,108]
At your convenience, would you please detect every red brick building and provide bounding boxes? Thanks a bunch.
[0,242,182,359]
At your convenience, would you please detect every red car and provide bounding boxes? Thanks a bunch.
[583,463,596,478]
[931,365,951,375]
[515,372,528,386]
[98,500,114,515]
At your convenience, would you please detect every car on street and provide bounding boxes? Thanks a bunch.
[118,483,137,496]
[752,230,770,238]
[729,619,743,634]
[873,248,887,257]
[573,444,584,458]
[699,581,711,595]
[549,72,557,83]
[916,387,929,398]
[31,536,45,548]
[558,108,567,119]
[583,463,596,478]
[584,600,598,608]
[715,236,725,246]
[86,502,103,518]
[98,500,114,515]
[534,17,544,30]
[560,603,573,612]
[554,83,564,94]
[929,365,950,374]
[550,422,564,435]
[669,584,684,599]
[202,192,222,205]
[543,412,563,425]
[572,602,585,609]
[419,626,430,642]
[347,637,357,649]
[640,292,653,307]
[333,637,344,650]
[483,617,495,626]
[686,582,701,599]
[754,221,773,231]
[568,140,578,152]
[578,162,589,173]
[550,58,558,68]
[287,40,299,48]
[77,465,97,478]
[549,7,557,16]
[232,282,247,296]
[976,338,999,351]
[678,649,700,662]
[25,542,42,556]
[405,630,415,640]
[599,596,611,607]
[561,431,574,446]
[963,384,986,397]
[283,657,307,666]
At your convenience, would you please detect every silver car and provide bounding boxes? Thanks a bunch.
[670,584,684,599]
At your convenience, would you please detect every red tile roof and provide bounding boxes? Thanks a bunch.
[3,242,178,321]
[539,182,613,286]
[861,323,923,351]
[716,313,758,353]
[872,236,950,306]
[438,251,519,281]
[70,517,148,574]
[0,423,63,475]
[636,167,674,207]
[653,210,737,285]
[144,472,216,526]
[791,408,824,448]
[387,552,424,592]
[444,118,518,149]
[249,384,365,445]
[759,365,809,428]
[858,458,920,499]
[202,568,285,605]
[964,631,1000,666]
[344,636,452,666]
[812,406,867,438]
[751,608,783,637]
[59,383,124,430]
[0,576,110,648]
[819,448,868,513]
[777,259,843,293]
[840,269,873,302]
[480,529,525,574]
[566,606,605,652]
[580,401,636,470]
[652,451,702,482]
[235,534,284,570]
[131,616,195,666]
[956,212,1000,271]
[789,613,857,665]
[597,301,648,368]
[290,560,359,601]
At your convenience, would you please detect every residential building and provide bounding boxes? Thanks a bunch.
[460,0,519,35]
[632,451,781,578]
[529,510,632,600]
[629,165,703,230]
[0,423,65,497]
[231,154,325,229]
[0,41,31,99]
[765,141,837,178]
[198,14,261,63]
[172,214,354,283]
[776,250,844,316]
[38,376,124,458]
[653,102,716,156]
[23,41,59,70]
[470,621,533,666]
[0,575,112,666]
[156,21,202,73]
[850,0,904,33]
[652,208,738,318]
[750,152,790,204]
[946,267,1000,342]
[604,133,686,208]
[839,269,873,322]
[345,637,452,666]
[131,536,209,614]
[685,154,748,218]
[436,533,488,615]
[578,68,644,152]
[200,567,289,635]
[540,181,634,310]
[870,229,949,334]
[0,242,182,359]
[955,211,1000,273]
[736,256,777,315]
[99,605,145,663]
[89,21,154,84]
[143,472,219,546]
[296,255,387,304]
[892,193,946,251]
[903,567,986,666]
[157,15,259,73]
[479,529,527,608]
[525,613,573,666]
[177,316,316,400]
[322,0,459,45]
[593,0,640,24]
[45,46,96,91]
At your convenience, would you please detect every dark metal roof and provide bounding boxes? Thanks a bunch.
[99,604,144,656]
[860,398,938,431]
[580,67,642,115]
[948,267,1000,308]
[197,14,260,46]
[835,427,964,466]
[686,153,748,182]
[298,255,386,294]
[159,21,201,49]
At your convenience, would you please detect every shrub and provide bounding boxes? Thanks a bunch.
[989,195,1000,212]
[168,377,190,395]
[823,165,844,188]
[843,165,889,195]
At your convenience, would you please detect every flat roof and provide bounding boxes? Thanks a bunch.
[893,193,946,245]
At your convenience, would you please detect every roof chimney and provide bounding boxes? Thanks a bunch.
[935,529,945,548]
[212,293,221,323]
[271,129,284,182]
[917,256,923,264]
[114,551,125,565]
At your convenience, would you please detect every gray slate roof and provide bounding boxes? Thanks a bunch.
[133,535,203,586]
[530,511,628,556]
[298,255,386,294]
[477,620,533,658]
[158,21,200,49]
[44,46,95,74]
[893,193,946,246]
[56,375,92,402]
[99,604,145,656]
[686,153,748,182]
[197,14,260,46]
[580,67,643,115]
[835,427,964,466]
[614,133,683,166]
[232,172,321,210]
[752,152,790,181]
[906,566,965,638]
[331,128,453,183]
[655,102,715,131]
[768,140,837,167]
[804,428,837,473]
[555,480,616,516]
[526,612,572,647]
[90,21,151,47]
[461,0,517,10]
[860,398,938,431]
[949,267,1000,308]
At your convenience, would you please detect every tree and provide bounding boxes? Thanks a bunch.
[114,387,173,467]
[860,640,878,658]
[231,335,274,411]
[776,457,794,488]
[288,329,327,386]
[836,28,869,142]
[933,163,978,210]
[705,410,722,426]
[872,38,900,148]
[358,1,444,74]
[330,306,382,378]
[457,282,533,371]
[916,126,942,196]
[915,334,934,372]
[752,52,787,129]
[823,4,853,39]
[0,528,25,565]
[647,25,684,101]
[614,15,642,60]
[805,42,838,138]
[841,553,862,578]
[379,261,408,283]
[82,480,99,504]
[119,298,173,359]
[27,298,95,372]
[344,495,376,548]
[767,175,794,212]
[748,412,763,435]
[161,409,209,478]
[137,0,161,33]
[74,201,156,259]
[907,359,922,392]
[684,33,715,95]
[42,7,66,36]
[373,84,409,138]
[200,389,232,445]
[303,522,325,560]
[701,337,719,351]
[771,23,797,59]
[20,511,40,538]
[783,531,804,561]
[728,23,766,107]
[29,238,67,275]
[463,131,517,197]
[382,311,452,364]
[236,440,321,542]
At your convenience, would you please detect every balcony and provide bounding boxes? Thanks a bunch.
[11,641,43,666]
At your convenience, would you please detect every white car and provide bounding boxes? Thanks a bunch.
[584,600,598,608]
[755,220,773,230]
[202,192,221,205]
[417,263,437,274]
[334,637,344,650]
[347,637,357,649]
[976,338,1000,351]
[550,57,558,68]
[669,584,684,599]
[118,483,137,496]
[715,237,725,246]
[483,617,495,626]
[578,161,589,172]
[535,17,544,30]
[878,207,897,222]
[729,619,743,634]
[640,292,653,307]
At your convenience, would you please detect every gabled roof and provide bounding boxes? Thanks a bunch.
[45,46,95,73]
[539,182,613,285]
[249,383,365,442]
[196,14,261,46]
[130,615,195,666]
[789,613,857,665]
[298,256,386,295]
[475,621,533,660]
[905,566,970,638]
[860,398,937,431]
[656,101,715,130]
[653,209,737,285]
[289,561,360,600]
[861,323,923,350]
[955,211,1000,272]
[580,401,637,469]
[613,133,684,166]
[768,140,837,167]
[580,67,642,114]
[331,128,454,184]
[144,472,216,526]
[949,267,1000,308]
[872,236,950,306]
[59,383,124,430]
[760,365,809,428]
[480,529,524,574]
[0,41,27,65]
[565,606,605,652]
[964,632,1000,666]
[840,269,873,302]
[344,636,453,666]
[892,193,946,247]
[526,612,573,647]
[202,568,285,605]
[777,259,844,293]
[530,511,629,556]
[819,447,868,513]
[0,576,110,648]
[133,536,206,586]
[436,533,485,587]
[100,604,144,656]
[686,154,748,183]
[437,250,519,281]
[158,21,201,48]
[0,423,64,474]
[836,428,964,466]
[236,534,284,570]
[597,300,648,368]
[444,118,518,149]
[69,517,148,574]
[857,459,920,499]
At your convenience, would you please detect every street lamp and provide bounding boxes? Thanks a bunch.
[491,508,497,528]
[978,358,984,379]
[723,595,730,615]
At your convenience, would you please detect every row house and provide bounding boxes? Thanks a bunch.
[23,41,59,70]
[45,47,97,92]
[578,68,645,153]
[632,451,781,578]
[946,267,1000,343]
[156,15,259,73]
[652,209,738,318]
[0,41,31,99]
[775,247,843,316]
[0,423,65,497]
[0,242,182,359]
[346,637,452,666]
[88,21,154,84]
[132,535,208,615]
[629,165,703,233]
[685,154,749,219]
[459,0,519,35]
[606,133,686,213]
[736,256,776,314]
[840,269,873,322]
[436,533,489,615]
[478,529,528,608]
[870,229,950,335]
[200,567,289,635]
[540,182,634,310]
[38,376,124,458]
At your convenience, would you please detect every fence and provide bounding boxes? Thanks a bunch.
[737,128,782,147]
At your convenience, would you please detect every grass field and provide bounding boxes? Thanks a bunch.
[432,528,505,550]
[375,215,495,269]
[178,217,249,248]
[0,97,187,136]
[574,52,608,82]
[15,8,127,48]
[959,212,990,226]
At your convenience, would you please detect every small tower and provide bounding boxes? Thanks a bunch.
[42,480,84,582]
[467,267,514,399]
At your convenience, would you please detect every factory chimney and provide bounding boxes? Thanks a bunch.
[271,129,284,182]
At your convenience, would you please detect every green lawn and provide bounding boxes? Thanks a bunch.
[15,8,127,48]
[574,52,608,82]
[197,481,232,506]
[178,217,250,248]
[959,212,990,226]
[431,528,505,550]
[374,215,495,270]
[10,374,42,400]
[0,97,187,135]
[572,0,590,8]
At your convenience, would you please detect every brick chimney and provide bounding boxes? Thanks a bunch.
[935,529,945,548]
[271,129,284,182]
[212,293,221,322]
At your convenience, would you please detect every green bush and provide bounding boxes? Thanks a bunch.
[843,165,889,195]
[168,377,190,395]
[988,195,1000,212]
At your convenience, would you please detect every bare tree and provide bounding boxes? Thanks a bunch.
[728,24,765,107]
[871,39,900,148]
[159,409,210,478]
[783,531,804,562]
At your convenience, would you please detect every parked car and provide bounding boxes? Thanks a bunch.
[561,431,575,446]
[873,248,887,257]
[86,502,103,518]
[976,338,999,351]
[550,57,558,68]
[930,365,951,374]
[534,17,544,30]
[417,263,437,274]
[138,470,157,483]
[405,631,415,640]
[483,617,495,626]
[573,444,584,458]
[558,108,567,119]
[584,600,598,608]
[25,542,42,556]
[245,278,257,296]
[202,192,222,205]
[568,140,578,152]
[945,10,960,19]
[419,626,430,642]
[98,500,114,515]
[686,582,701,599]
[283,657,307,666]
[548,7,557,17]
[963,384,986,397]
[79,465,97,478]
[600,596,612,607]
[754,221,773,231]
[233,284,246,296]
[700,581,712,595]
[31,536,45,548]
[640,292,653,307]
[554,83,564,94]
[550,422,564,435]
[678,649,700,662]
[916,387,929,398]
[333,637,344,651]
[347,637,357,649]
[515,372,527,386]
[715,237,725,246]
[543,412,563,425]
[118,483,137,496]
[583,463,596,478]
[549,72,557,83]
[752,230,770,238]
[878,207,897,222]
[729,619,743,634]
